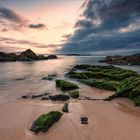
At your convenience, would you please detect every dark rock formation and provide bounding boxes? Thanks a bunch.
[100,53,140,65]
[47,55,57,59]
[49,94,70,101]
[0,52,17,61]
[0,49,58,62]
[17,49,38,61]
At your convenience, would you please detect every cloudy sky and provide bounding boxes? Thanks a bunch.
[0,0,140,55]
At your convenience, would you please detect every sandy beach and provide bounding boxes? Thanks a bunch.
[0,87,140,140]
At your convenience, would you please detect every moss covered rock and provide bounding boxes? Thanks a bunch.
[82,79,118,91]
[62,103,69,112]
[49,94,70,101]
[68,65,138,81]
[116,77,140,97]
[56,80,79,91]
[106,77,140,105]
[30,111,63,133]
[133,96,140,106]
[68,91,80,98]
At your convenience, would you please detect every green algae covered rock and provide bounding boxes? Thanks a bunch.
[82,79,118,91]
[106,77,140,105]
[116,77,140,97]
[62,103,69,112]
[133,96,140,106]
[68,65,138,81]
[68,91,80,98]
[56,80,79,91]
[49,94,70,101]
[30,111,63,133]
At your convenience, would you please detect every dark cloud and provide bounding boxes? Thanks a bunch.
[0,7,25,23]
[29,24,47,30]
[0,7,47,31]
[60,0,140,55]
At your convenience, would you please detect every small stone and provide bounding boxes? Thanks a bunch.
[81,116,88,124]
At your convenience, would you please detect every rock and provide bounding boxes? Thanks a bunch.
[133,96,140,106]
[47,55,57,59]
[56,79,79,91]
[0,49,58,62]
[62,103,69,112]
[81,117,88,124]
[42,74,57,80]
[106,77,140,105]
[21,95,30,99]
[0,52,17,61]
[49,94,70,101]
[73,64,91,69]
[17,49,38,61]
[68,91,80,98]
[100,53,140,65]
[31,93,50,99]
[30,111,63,133]
[38,55,46,60]
[41,97,50,100]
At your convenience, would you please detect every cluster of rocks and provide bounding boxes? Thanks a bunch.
[0,49,57,62]
[99,53,140,65]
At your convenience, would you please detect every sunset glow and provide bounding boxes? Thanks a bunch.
[0,0,83,53]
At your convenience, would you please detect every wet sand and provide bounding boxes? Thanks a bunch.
[0,88,140,140]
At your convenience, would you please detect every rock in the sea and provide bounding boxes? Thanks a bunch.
[17,49,38,61]
[47,55,57,59]
[0,52,17,61]
[100,53,140,65]
[0,49,58,62]
[81,117,88,124]
[30,111,63,133]
[56,80,79,91]
[38,55,46,60]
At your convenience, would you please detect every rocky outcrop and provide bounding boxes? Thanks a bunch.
[100,53,140,65]
[17,49,39,61]
[0,52,17,61]
[0,49,58,62]
[47,55,57,59]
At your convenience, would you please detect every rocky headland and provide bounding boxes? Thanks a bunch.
[99,53,140,65]
[0,49,57,62]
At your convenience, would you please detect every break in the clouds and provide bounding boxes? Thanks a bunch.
[0,7,46,31]
[60,0,140,54]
